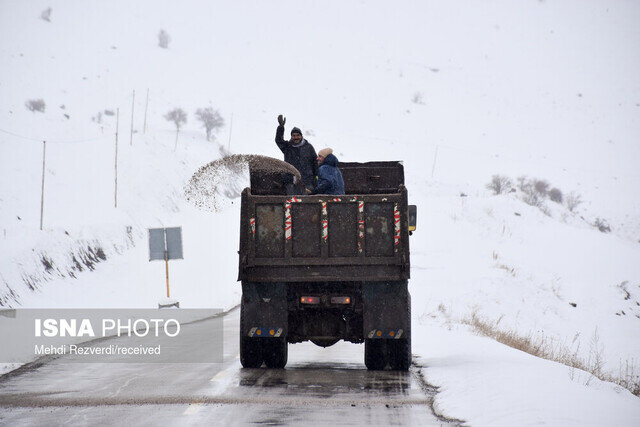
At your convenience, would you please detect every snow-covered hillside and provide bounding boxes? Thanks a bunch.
[1,0,639,424]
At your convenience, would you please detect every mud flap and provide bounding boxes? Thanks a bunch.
[241,282,288,339]
[362,281,409,339]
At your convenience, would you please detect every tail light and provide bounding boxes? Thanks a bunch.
[330,296,351,305]
[300,296,320,305]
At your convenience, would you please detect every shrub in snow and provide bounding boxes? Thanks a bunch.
[40,7,52,22]
[523,192,544,208]
[486,174,512,195]
[158,29,171,49]
[25,99,46,113]
[594,217,611,233]
[464,312,640,398]
[548,187,563,203]
[533,179,550,197]
[92,111,103,123]
[538,204,551,217]
[195,107,224,141]
[104,109,115,116]
[165,108,187,149]
[565,191,583,212]
[517,176,545,208]
[411,92,424,105]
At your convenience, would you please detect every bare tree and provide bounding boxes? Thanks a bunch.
[41,7,52,22]
[158,30,171,49]
[164,108,187,150]
[565,191,583,212]
[26,99,46,113]
[516,175,528,191]
[486,174,512,195]
[195,107,225,141]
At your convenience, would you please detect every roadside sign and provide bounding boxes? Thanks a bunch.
[148,227,183,305]
[149,227,183,261]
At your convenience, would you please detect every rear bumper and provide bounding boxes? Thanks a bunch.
[241,281,410,344]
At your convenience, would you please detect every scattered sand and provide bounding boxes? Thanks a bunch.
[185,154,300,211]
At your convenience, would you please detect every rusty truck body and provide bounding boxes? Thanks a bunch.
[238,161,414,370]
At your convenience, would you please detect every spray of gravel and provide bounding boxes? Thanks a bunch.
[185,154,301,211]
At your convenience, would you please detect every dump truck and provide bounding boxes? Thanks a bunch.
[238,160,416,370]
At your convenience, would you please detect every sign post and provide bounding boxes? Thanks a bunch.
[149,227,183,308]
[164,250,170,298]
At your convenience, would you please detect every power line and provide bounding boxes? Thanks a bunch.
[0,127,109,144]
[0,128,42,142]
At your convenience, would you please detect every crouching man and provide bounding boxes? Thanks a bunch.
[314,148,345,195]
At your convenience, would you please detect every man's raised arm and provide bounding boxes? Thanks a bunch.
[275,114,287,153]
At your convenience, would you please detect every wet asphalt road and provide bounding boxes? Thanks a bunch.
[0,308,456,426]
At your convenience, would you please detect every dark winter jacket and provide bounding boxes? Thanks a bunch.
[315,153,345,195]
[275,125,318,190]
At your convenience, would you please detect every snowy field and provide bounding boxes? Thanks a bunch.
[1,0,639,425]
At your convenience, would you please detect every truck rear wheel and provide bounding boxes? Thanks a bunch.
[388,338,411,371]
[240,338,263,368]
[240,302,263,368]
[364,339,387,370]
[389,296,411,371]
[263,338,288,369]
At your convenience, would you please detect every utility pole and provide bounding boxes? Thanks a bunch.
[39,140,46,230]
[143,88,149,134]
[227,113,233,152]
[114,108,119,208]
[431,145,439,179]
[129,89,135,145]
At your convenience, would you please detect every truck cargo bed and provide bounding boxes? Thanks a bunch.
[238,187,410,282]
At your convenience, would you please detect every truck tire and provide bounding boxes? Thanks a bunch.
[364,339,387,370]
[240,302,263,368]
[389,338,411,371]
[389,295,411,371]
[241,338,263,368]
[263,338,288,369]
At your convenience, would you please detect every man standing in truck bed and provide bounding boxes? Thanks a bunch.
[275,114,318,193]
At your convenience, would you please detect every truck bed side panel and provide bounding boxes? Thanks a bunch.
[239,188,410,283]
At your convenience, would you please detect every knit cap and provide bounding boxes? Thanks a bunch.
[317,148,333,158]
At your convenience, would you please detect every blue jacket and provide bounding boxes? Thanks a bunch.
[315,154,345,195]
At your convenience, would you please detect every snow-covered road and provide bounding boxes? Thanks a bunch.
[0,308,455,426]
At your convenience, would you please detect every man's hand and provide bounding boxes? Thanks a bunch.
[305,188,312,194]
[277,114,286,126]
